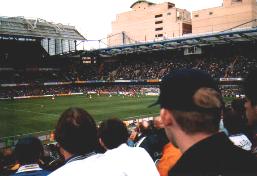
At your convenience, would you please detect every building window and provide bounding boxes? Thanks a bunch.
[194,14,199,18]
[167,12,171,16]
[209,12,213,15]
[157,34,163,37]
[182,23,192,34]
[155,14,163,18]
[155,27,163,31]
[155,21,163,24]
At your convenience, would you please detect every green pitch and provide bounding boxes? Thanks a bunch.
[0,95,159,138]
[0,95,234,138]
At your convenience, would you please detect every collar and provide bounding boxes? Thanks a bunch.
[105,143,128,152]
[65,152,96,164]
[16,164,42,173]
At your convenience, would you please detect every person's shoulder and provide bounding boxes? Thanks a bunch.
[232,146,257,164]
[216,145,257,173]
[127,143,150,154]
[49,154,103,176]
[229,134,252,151]
[37,170,51,176]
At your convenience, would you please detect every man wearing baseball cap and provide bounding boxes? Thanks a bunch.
[153,69,257,176]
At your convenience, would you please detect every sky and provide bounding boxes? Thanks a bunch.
[0,0,223,48]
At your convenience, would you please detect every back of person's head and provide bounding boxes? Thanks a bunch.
[15,136,43,165]
[98,118,129,149]
[223,109,248,135]
[55,107,97,155]
[153,69,224,135]
[244,68,257,106]
[231,98,246,115]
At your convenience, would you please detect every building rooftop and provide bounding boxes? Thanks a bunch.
[0,16,85,40]
[130,0,155,8]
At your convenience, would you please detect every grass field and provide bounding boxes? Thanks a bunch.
[0,95,159,138]
[0,95,234,138]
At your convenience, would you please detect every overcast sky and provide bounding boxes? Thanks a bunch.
[0,0,223,48]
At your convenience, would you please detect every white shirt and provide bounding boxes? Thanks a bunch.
[49,144,159,176]
[16,164,42,173]
[99,143,160,176]
[229,134,252,151]
[48,154,103,176]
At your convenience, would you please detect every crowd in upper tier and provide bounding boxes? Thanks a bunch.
[0,55,256,84]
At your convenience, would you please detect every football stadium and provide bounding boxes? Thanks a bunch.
[0,0,257,175]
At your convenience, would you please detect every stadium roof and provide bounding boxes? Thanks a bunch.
[130,0,155,8]
[0,16,85,41]
[86,27,257,57]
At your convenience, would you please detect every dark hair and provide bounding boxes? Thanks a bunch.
[98,118,129,149]
[231,98,246,115]
[244,68,257,106]
[223,109,248,135]
[15,136,44,165]
[55,107,97,155]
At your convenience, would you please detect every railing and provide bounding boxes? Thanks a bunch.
[0,130,54,149]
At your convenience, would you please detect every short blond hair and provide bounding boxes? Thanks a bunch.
[172,88,224,134]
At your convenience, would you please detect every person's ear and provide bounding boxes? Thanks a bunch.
[160,108,173,126]
[99,138,107,150]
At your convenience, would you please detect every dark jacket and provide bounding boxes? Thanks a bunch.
[169,133,257,176]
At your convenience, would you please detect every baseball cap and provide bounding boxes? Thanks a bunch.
[150,69,222,112]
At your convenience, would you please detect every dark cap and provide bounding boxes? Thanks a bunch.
[151,69,221,112]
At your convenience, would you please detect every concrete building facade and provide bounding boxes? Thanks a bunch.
[108,1,191,46]
[192,0,257,34]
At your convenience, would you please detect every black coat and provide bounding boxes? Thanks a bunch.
[169,133,257,176]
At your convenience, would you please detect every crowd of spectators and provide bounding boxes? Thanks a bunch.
[106,56,257,80]
[0,84,246,99]
[0,85,147,98]
[220,85,244,97]
[0,55,256,84]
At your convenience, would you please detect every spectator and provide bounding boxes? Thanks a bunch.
[1,148,18,175]
[134,120,151,147]
[43,143,64,172]
[49,107,99,176]
[223,109,252,151]
[154,116,182,176]
[231,98,247,117]
[98,118,160,176]
[11,136,50,176]
[153,69,257,175]
[244,68,257,154]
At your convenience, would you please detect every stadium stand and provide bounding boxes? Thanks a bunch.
[1,14,257,175]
